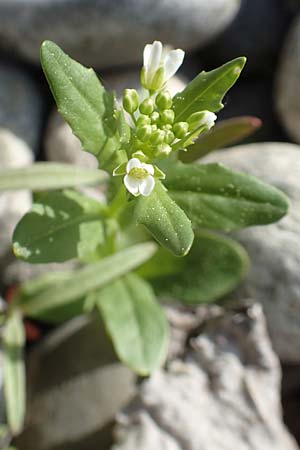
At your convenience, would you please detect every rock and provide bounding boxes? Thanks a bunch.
[0,61,44,155]
[276,14,300,143]
[0,129,32,273]
[217,78,287,142]
[199,0,292,76]
[17,314,136,450]
[112,303,298,450]
[0,0,241,68]
[203,142,300,363]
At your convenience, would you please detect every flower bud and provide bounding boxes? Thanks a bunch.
[151,111,160,124]
[137,114,151,127]
[165,129,175,144]
[160,109,175,125]
[151,129,165,145]
[187,110,217,130]
[154,143,172,157]
[136,124,152,142]
[139,98,154,115]
[173,121,189,139]
[156,90,172,110]
[122,89,139,114]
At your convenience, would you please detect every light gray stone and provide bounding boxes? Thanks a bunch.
[112,303,298,450]
[17,314,136,450]
[0,0,241,68]
[276,14,300,143]
[0,129,32,268]
[0,61,44,155]
[203,142,300,363]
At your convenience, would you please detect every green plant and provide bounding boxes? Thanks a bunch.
[0,40,288,436]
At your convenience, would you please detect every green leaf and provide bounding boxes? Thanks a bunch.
[180,116,262,162]
[3,310,26,435]
[21,242,157,317]
[0,163,107,192]
[92,273,168,375]
[40,41,127,172]
[150,231,249,304]
[134,181,194,256]
[173,57,246,121]
[13,189,106,263]
[165,162,289,231]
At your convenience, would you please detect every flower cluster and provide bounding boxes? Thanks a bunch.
[113,40,217,197]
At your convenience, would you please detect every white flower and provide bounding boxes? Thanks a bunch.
[142,41,185,91]
[124,158,155,197]
[199,111,217,130]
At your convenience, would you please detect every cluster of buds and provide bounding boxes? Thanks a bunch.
[114,41,217,197]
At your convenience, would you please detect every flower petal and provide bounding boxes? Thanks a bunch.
[141,162,154,176]
[124,175,140,196]
[126,158,142,173]
[147,41,162,76]
[143,43,153,68]
[164,49,185,81]
[139,175,155,196]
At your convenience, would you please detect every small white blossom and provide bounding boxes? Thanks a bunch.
[142,41,185,91]
[124,158,155,197]
[199,111,217,130]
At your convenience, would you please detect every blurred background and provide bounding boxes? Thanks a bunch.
[0,0,300,449]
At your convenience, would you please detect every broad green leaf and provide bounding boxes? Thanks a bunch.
[173,57,246,121]
[20,271,85,323]
[150,231,249,304]
[134,181,194,256]
[136,246,185,280]
[93,273,168,375]
[13,189,106,263]
[21,242,157,317]
[165,162,289,231]
[3,310,25,435]
[40,41,127,172]
[180,116,262,162]
[0,163,107,192]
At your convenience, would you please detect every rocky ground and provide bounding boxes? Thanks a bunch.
[0,0,300,448]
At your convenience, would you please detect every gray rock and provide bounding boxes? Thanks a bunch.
[276,14,300,143]
[203,142,300,363]
[17,314,136,450]
[0,0,241,68]
[112,303,298,450]
[0,129,32,271]
[0,61,44,155]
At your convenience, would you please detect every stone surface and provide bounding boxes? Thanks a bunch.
[276,14,300,144]
[17,314,136,450]
[0,61,44,155]
[0,0,241,68]
[200,0,293,76]
[112,303,298,450]
[203,142,300,363]
[0,129,32,271]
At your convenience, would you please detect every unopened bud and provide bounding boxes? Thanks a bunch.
[151,111,160,123]
[155,143,172,158]
[160,109,175,125]
[122,89,139,114]
[139,98,154,115]
[151,129,165,145]
[187,110,217,130]
[136,124,152,142]
[173,121,189,139]
[165,129,175,144]
[136,114,151,127]
[156,90,172,110]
